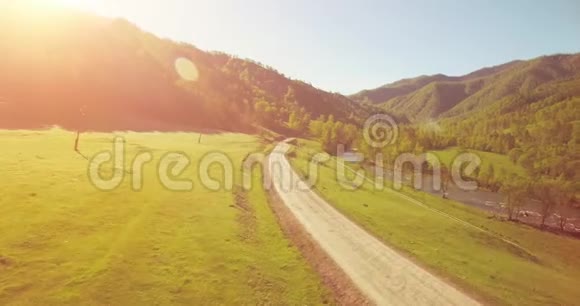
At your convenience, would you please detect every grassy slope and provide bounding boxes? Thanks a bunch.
[429,147,528,178]
[289,139,580,305]
[0,130,331,305]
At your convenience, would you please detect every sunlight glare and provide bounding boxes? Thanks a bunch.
[175,58,200,82]
[22,0,100,12]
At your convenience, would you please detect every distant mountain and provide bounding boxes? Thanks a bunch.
[0,3,368,132]
[351,55,580,122]
[353,55,579,183]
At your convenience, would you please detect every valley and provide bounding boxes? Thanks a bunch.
[0,2,578,305]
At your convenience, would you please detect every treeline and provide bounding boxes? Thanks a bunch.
[501,176,576,230]
[308,115,358,153]
[287,98,578,230]
[438,97,578,181]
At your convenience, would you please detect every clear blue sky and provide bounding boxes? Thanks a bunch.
[77,0,580,94]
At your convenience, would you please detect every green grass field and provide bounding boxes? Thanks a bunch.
[429,147,528,178]
[0,129,331,305]
[290,139,580,305]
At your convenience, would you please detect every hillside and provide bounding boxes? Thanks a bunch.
[0,3,367,132]
[353,55,580,187]
[352,55,579,122]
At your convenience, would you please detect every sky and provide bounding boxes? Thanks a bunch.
[52,0,580,94]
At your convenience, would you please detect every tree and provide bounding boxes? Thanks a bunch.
[531,178,570,229]
[442,168,453,197]
[332,121,344,145]
[533,180,554,228]
[283,86,296,105]
[487,164,496,190]
[478,164,496,190]
[500,178,528,221]
[74,106,87,152]
[320,116,337,154]
[342,124,359,149]
[287,108,312,133]
[320,125,334,154]
[254,99,276,127]
[553,180,575,231]
[288,111,300,130]
[309,118,324,137]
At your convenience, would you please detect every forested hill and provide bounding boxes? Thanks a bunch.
[353,55,580,184]
[0,4,368,132]
[351,54,580,122]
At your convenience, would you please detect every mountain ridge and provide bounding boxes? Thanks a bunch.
[351,54,580,122]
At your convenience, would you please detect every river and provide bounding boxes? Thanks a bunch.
[369,166,580,233]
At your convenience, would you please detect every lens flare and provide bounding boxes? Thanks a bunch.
[174,57,199,82]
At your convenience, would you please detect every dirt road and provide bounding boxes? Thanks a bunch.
[268,142,480,305]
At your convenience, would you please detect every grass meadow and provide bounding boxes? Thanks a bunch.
[429,147,528,178]
[0,129,331,305]
[290,139,580,305]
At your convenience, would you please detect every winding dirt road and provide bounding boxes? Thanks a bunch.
[268,142,480,305]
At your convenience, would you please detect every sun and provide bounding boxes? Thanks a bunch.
[20,0,101,13]
[53,0,99,11]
